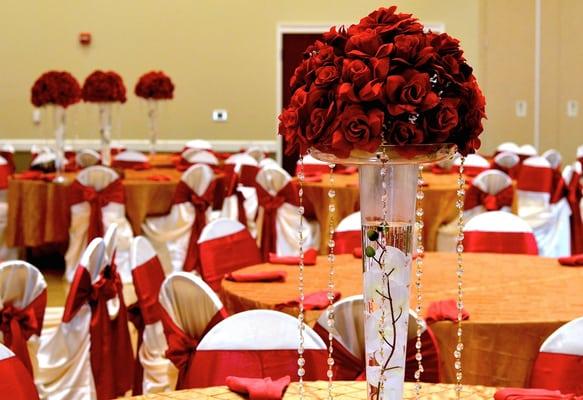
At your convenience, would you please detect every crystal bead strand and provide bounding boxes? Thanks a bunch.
[378,161,389,392]
[454,156,466,398]
[414,165,425,398]
[297,155,306,399]
[326,163,336,400]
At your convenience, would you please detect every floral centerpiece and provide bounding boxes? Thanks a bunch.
[278,6,485,400]
[82,70,127,166]
[31,71,81,181]
[134,71,175,154]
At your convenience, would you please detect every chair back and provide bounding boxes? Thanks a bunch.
[529,317,583,395]
[493,151,520,178]
[517,156,553,210]
[225,153,258,172]
[334,212,361,254]
[185,139,212,151]
[181,164,215,196]
[0,344,39,399]
[463,211,538,255]
[465,170,514,213]
[298,154,329,176]
[244,146,266,162]
[542,149,562,170]
[76,165,120,191]
[0,143,15,174]
[518,144,538,158]
[182,150,218,166]
[454,153,490,176]
[496,142,520,154]
[256,165,292,195]
[76,149,101,168]
[112,150,149,169]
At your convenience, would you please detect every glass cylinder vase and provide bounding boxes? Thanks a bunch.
[147,99,159,155]
[98,103,113,166]
[52,105,67,183]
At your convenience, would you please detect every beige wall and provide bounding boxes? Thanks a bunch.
[0,0,480,144]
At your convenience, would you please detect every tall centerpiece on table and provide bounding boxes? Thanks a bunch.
[135,71,175,155]
[278,6,485,400]
[82,70,127,166]
[31,71,82,182]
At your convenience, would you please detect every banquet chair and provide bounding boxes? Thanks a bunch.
[313,295,441,382]
[492,151,520,179]
[221,153,259,234]
[0,344,40,399]
[334,211,361,254]
[110,141,127,156]
[244,146,267,162]
[437,170,514,252]
[0,260,47,375]
[0,156,17,262]
[30,151,59,172]
[112,150,150,169]
[129,236,170,395]
[297,154,329,176]
[0,143,15,173]
[190,310,328,388]
[184,139,213,151]
[75,149,101,168]
[454,153,490,177]
[542,149,562,171]
[562,164,583,254]
[517,144,538,161]
[463,211,538,255]
[431,153,459,174]
[158,272,228,390]
[64,165,133,282]
[181,149,219,166]
[37,238,134,400]
[142,164,216,274]
[517,156,572,257]
[197,218,261,291]
[255,165,320,259]
[496,142,520,155]
[529,317,583,395]
[259,157,279,168]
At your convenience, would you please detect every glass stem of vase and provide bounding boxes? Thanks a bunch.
[147,99,158,155]
[53,106,66,182]
[99,103,112,166]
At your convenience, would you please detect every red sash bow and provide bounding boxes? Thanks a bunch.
[62,264,134,400]
[0,291,46,375]
[161,307,228,389]
[256,181,299,261]
[69,179,125,242]
[173,180,216,273]
[464,185,514,211]
[566,172,583,254]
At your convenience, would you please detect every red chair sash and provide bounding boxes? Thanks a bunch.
[62,265,134,400]
[173,180,216,273]
[517,165,554,193]
[0,291,46,375]
[492,162,520,180]
[566,172,583,254]
[160,306,228,390]
[223,168,248,226]
[550,169,567,204]
[0,164,9,190]
[0,355,40,399]
[69,179,125,242]
[239,165,260,187]
[0,151,15,174]
[256,181,299,261]
[464,185,514,211]
[405,327,441,383]
[189,348,328,389]
[463,231,539,255]
[199,229,261,291]
[333,231,361,255]
[313,323,363,380]
[530,352,583,395]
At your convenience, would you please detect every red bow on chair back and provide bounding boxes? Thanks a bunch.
[160,306,228,390]
[464,185,514,211]
[62,264,134,400]
[69,179,125,242]
[173,180,216,273]
[256,181,299,261]
[567,172,583,254]
[0,291,46,375]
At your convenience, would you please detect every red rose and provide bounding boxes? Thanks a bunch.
[345,29,383,57]
[314,66,340,88]
[330,106,384,157]
[392,34,434,68]
[353,6,423,36]
[387,120,424,145]
[279,107,307,155]
[135,71,174,100]
[323,26,348,55]
[342,59,372,87]
[290,61,310,92]
[385,70,439,116]
[306,104,335,141]
[82,70,126,103]
[31,71,81,108]
[427,99,459,141]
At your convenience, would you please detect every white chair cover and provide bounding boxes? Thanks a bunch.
[65,166,133,282]
[113,150,148,163]
[494,151,520,169]
[225,153,258,170]
[258,158,279,168]
[518,144,538,158]
[75,149,101,169]
[37,239,107,400]
[454,153,490,169]
[130,236,170,394]
[255,165,320,256]
[182,150,218,166]
[142,164,214,274]
[542,149,562,170]
[496,142,520,154]
[244,146,266,162]
[184,140,212,151]
[0,156,16,262]
[221,154,259,235]
[517,157,572,257]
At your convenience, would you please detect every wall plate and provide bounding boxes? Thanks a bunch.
[212,109,228,122]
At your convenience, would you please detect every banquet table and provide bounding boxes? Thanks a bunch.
[221,252,583,388]
[302,171,517,252]
[125,381,497,399]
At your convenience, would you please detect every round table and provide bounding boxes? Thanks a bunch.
[126,381,497,399]
[221,252,583,388]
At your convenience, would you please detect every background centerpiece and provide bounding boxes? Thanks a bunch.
[278,5,485,400]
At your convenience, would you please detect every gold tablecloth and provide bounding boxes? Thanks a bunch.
[221,253,583,388]
[125,381,496,399]
[302,172,517,252]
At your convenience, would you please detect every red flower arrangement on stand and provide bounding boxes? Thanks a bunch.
[82,70,127,166]
[134,71,175,154]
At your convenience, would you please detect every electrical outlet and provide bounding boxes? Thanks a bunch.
[515,100,527,118]
[212,109,228,122]
[567,100,578,117]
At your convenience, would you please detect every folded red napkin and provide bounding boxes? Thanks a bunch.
[336,166,357,175]
[225,270,287,282]
[268,248,318,265]
[277,290,341,310]
[558,254,583,266]
[303,175,322,183]
[353,247,362,258]
[146,174,172,182]
[426,299,470,324]
[494,388,581,399]
[226,376,291,400]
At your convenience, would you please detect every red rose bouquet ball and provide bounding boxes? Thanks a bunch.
[82,70,127,103]
[278,6,486,158]
[31,71,81,108]
[135,71,174,100]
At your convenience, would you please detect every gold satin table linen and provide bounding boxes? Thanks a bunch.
[221,253,583,388]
